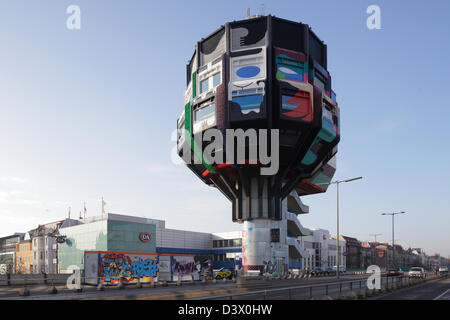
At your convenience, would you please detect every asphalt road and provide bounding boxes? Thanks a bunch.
[207,277,370,300]
[0,274,367,300]
[5,273,443,300]
[376,276,450,300]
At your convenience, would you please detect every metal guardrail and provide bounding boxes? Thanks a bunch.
[189,276,371,300]
[189,273,448,300]
[0,274,72,286]
[4,271,447,298]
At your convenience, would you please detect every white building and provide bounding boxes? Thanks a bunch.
[298,229,345,271]
[30,219,79,274]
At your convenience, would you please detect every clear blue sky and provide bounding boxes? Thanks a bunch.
[0,0,449,257]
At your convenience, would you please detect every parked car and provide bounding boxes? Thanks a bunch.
[332,265,346,272]
[408,267,426,278]
[322,267,334,274]
[311,267,323,275]
[386,267,404,277]
[438,266,448,274]
[214,267,233,280]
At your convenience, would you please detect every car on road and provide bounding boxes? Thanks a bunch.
[310,267,323,275]
[322,267,334,274]
[214,267,233,280]
[408,267,426,279]
[438,266,448,274]
[386,267,404,277]
[332,265,346,273]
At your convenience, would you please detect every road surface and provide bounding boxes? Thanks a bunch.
[376,276,449,300]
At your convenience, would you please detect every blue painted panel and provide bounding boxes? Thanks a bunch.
[236,66,260,78]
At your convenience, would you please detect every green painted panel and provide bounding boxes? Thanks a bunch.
[107,221,156,253]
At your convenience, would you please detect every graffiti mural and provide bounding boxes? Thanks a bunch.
[98,253,159,284]
[263,258,288,276]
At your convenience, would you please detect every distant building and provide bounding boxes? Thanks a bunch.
[299,229,345,271]
[30,219,79,274]
[15,236,32,274]
[0,233,25,274]
[342,236,361,269]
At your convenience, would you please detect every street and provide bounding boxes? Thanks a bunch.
[376,276,450,300]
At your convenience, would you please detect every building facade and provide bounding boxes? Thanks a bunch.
[299,229,345,271]
[15,239,32,274]
[58,214,161,273]
[29,219,79,274]
[0,233,24,274]
[342,236,361,270]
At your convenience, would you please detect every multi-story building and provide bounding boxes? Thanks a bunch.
[299,229,345,271]
[342,236,361,269]
[30,219,79,274]
[15,236,32,274]
[411,248,427,268]
[212,231,242,270]
[0,233,25,274]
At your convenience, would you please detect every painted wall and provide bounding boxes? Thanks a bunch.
[84,251,201,285]
[89,252,159,285]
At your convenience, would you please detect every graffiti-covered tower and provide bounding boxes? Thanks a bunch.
[177,15,340,274]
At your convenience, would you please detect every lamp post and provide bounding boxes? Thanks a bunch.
[381,211,405,268]
[317,176,363,279]
[369,233,382,243]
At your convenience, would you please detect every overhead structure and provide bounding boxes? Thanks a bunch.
[177,15,340,275]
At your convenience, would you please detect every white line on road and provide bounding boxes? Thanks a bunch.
[433,288,450,300]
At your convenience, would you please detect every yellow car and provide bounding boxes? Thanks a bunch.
[215,268,233,280]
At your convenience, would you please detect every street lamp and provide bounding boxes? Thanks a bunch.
[381,211,405,268]
[316,176,363,279]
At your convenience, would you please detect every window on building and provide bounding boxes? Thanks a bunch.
[212,72,221,87]
[200,78,209,94]
[193,103,215,124]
